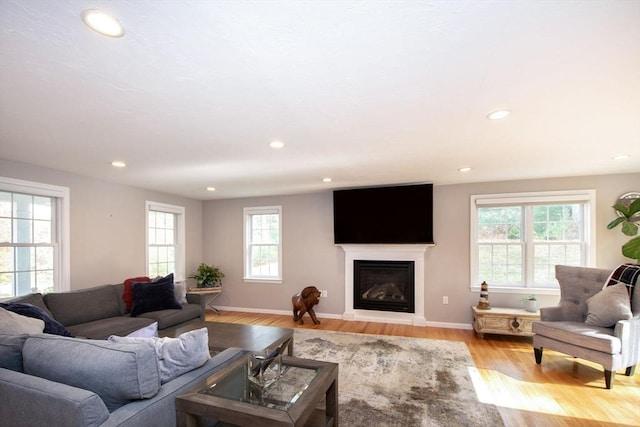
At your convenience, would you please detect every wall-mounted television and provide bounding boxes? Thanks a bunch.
[333,183,434,244]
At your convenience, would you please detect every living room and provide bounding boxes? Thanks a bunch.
[1,1,639,426]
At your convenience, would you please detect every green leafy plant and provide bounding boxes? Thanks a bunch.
[520,294,537,302]
[189,263,224,288]
[607,198,640,263]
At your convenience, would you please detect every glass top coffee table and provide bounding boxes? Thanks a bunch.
[176,355,338,427]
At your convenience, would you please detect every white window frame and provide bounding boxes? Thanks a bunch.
[0,177,70,294]
[243,205,282,283]
[145,201,185,281]
[470,189,596,295]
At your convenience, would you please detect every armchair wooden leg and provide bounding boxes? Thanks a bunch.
[625,365,636,376]
[604,370,614,389]
[534,347,543,364]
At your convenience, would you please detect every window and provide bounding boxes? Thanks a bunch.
[146,202,185,280]
[0,177,70,297]
[471,190,595,292]
[244,206,282,282]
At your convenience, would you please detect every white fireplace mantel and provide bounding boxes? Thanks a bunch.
[339,244,430,326]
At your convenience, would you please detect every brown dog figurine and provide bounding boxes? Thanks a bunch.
[292,286,321,325]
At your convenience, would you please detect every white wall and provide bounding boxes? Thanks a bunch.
[1,159,204,289]
[203,173,639,326]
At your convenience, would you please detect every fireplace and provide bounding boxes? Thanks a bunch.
[340,244,429,326]
[354,260,415,313]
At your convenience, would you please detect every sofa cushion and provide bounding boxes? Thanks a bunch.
[0,307,44,334]
[122,276,151,311]
[44,285,122,327]
[532,321,621,354]
[109,327,211,384]
[0,302,72,336]
[137,303,201,329]
[4,293,53,317]
[585,283,633,327]
[130,274,181,317]
[23,334,160,412]
[0,367,110,427]
[66,316,156,340]
[0,334,28,372]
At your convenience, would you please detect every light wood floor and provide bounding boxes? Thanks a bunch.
[205,310,640,427]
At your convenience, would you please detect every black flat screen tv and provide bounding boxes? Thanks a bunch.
[333,183,434,244]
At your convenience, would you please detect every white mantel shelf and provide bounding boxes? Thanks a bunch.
[339,244,434,326]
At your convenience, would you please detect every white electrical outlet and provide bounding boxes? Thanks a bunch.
[321,290,328,298]
[443,296,449,305]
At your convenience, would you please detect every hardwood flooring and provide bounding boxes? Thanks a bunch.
[204,310,640,427]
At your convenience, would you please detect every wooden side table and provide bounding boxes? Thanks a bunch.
[188,287,222,314]
[471,306,540,339]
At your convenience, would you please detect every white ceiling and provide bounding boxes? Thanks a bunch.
[1,0,639,200]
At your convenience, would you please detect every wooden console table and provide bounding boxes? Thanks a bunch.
[471,306,540,339]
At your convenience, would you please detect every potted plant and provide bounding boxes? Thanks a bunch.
[189,263,224,288]
[521,295,538,312]
[607,196,640,263]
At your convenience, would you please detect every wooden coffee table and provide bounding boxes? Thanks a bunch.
[161,320,294,355]
[176,354,338,427]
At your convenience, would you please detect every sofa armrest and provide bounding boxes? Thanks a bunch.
[614,317,640,368]
[186,292,207,320]
[0,368,109,427]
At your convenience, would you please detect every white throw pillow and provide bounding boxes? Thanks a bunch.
[0,307,45,334]
[108,327,210,383]
[173,281,187,304]
[126,322,158,338]
[585,283,632,327]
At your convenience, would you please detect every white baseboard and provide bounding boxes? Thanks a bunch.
[210,305,471,330]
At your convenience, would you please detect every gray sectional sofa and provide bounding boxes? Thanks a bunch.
[3,282,206,339]
[0,333,244,427]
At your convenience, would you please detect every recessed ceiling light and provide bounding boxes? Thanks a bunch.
[458,167,472,173]
[81,9,125,38]
[487,110,510,120]
[612,154,630,161]
[206,187,216,192]
[322,177,332,183]
[269,140,285,149]
[111,161,126,168]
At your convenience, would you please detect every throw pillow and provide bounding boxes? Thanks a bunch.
[0,302,73,337]
[122,276,151,311]
[585,283,633,327]
[130,274,181,317]
[126,322,158,338]
[109,327,211,384]
[0,307,45,334]
[174,281,187,304]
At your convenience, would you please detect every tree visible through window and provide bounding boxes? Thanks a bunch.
[472,190,595,291]
[244,206,282,281]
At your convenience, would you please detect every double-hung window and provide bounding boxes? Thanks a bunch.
[146,201,185,280]
[0,177,70,297]
[470,190,595,292]
[244,206,282,282]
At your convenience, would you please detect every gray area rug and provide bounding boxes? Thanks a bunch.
[293,329,504,427]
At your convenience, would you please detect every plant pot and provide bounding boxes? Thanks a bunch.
[524,299,538,313]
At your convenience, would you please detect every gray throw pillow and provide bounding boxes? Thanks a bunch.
[109,327,211,383]
[585,283,632,327]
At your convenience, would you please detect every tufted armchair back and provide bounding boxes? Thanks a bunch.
[546,265,612,322]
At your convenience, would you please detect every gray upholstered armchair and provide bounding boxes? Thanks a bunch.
[532,265,640,389]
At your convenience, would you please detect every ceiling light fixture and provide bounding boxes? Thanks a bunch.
[322,177,332,183]
[612,154,630,161]
[487,110,510,120]
[458,167,472,173]
[81,9,125,38]
[111,161,126,168]
[269,140,285,149]
[206,187,216,192]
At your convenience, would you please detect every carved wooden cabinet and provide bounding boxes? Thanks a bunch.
[471,306,540,339]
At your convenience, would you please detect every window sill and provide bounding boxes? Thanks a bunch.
[470,286,560,296]
[243,277,283,284]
